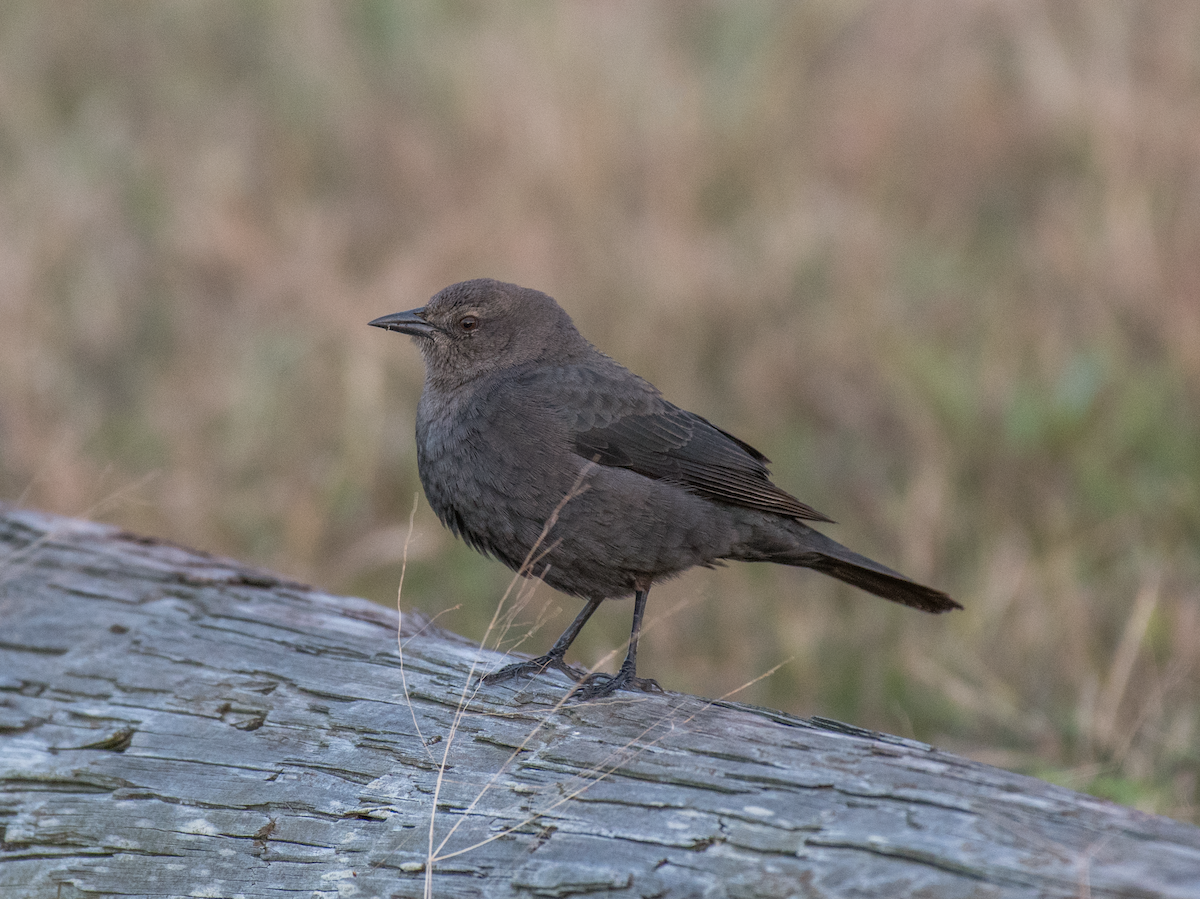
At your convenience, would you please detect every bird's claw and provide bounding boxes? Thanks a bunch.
[482,654,585,686]
[570,667,663,700]
[482,654,661,700]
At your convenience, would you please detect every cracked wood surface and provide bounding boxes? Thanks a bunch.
[1,503,1198,899]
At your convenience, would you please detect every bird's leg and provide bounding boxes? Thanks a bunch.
[482,597,603,686]
[573,587,663,700]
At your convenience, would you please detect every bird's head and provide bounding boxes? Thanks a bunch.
[370,279,591,386]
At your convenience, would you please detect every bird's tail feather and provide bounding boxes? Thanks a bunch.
[740,523,960,614]
[805,552,959,613]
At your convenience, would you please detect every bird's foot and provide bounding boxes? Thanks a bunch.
[482,653,585,686]
[570,666,663,701]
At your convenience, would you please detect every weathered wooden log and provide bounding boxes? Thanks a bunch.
[1,503,1197,898]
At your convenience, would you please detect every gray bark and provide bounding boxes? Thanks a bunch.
[1,503,1198,899]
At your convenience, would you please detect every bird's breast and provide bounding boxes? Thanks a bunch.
[414,382,583,567]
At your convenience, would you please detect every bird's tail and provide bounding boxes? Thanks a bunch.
[735,521,960,614]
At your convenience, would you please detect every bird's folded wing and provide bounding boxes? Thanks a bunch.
[573,402,833,523]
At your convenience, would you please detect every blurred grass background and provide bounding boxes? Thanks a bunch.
[1,1,1198,822]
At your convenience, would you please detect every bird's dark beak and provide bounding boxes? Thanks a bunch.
[368,307,438,338]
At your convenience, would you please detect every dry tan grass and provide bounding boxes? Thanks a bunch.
[1,1,1197,821]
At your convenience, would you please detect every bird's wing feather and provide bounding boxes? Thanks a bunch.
[564,383,832,523]
[507,363,832,522]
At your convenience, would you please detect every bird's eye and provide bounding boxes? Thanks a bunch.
[458,315,479,332]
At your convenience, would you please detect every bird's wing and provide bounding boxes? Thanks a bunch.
[567,383,832,523]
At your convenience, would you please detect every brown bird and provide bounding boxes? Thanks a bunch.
[371,279,959,699]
